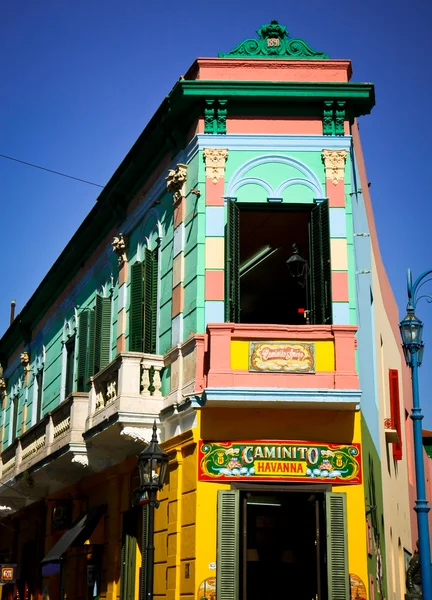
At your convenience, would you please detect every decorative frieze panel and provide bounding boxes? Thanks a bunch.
[166,163,188,203]
[203,148,229,183]
[204,99,227,135]
[322,101,346,136]
[322,150,348,185]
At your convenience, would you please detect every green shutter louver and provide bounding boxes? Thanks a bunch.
[130,261,144,352]
[311,200,332,325]
[144,248,158,354]
[121,510,137,600]
[140,503,149,600]
[216,490,239,600]
[326,492,349,600]
[86,309,96,382]
[77,311,89,392]
[94,295,112,373]
[225,199,240,323]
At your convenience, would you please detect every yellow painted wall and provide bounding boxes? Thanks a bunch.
[230,340,335,371]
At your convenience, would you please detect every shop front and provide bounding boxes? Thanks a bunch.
[192,408,369,600]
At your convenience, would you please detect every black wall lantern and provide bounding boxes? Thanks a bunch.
[138,421,169,600]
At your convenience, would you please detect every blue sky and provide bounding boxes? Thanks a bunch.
[1,0,432,424]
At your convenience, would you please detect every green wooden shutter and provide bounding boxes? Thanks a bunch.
[140,503,149,600]
[86,309,96,382]
[121,511,137,600]
[150,248,159,353]
[216,490,240,600]
[326,492,349,600]
[94,295,112,373]
[77,311,89,392]
[130,262,144,352]
[94,295,103,374]
[225,199,240,323]
[143,248,158,354]
[310,200,332,325]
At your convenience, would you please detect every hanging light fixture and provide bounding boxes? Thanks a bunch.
[286,243,309,287]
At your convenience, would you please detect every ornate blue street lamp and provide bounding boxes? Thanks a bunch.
[400,268,432,600]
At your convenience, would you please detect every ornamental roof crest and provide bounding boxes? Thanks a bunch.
[218,20,328,60]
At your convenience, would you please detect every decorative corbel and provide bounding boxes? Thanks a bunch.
[322,150,348,185]
[203,148,229,184]
[111,233,129,266]
[20,352,30,368]
[0,378,6,407]
[166,164,188,204]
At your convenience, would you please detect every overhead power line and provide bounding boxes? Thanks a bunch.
[0,153,104,188]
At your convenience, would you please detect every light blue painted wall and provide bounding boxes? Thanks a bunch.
[350,146,380,455]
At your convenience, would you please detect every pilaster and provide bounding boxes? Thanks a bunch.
[112,233,129,353]
[322,149,350,323]
[203,149,228,325]
[167,164,188,345]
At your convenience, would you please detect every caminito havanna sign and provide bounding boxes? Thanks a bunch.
[249,341,315,373]
[199,441,362,484]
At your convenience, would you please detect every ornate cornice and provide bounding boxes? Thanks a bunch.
[218,20,328,60]
[203,148,229,183]
[166,163,188,203]
[322,150,348,184]
[111,233,128,265]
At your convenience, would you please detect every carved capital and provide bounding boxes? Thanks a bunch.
[166,163,188,203]
[322,150,348,185]
[0,378,6,392]
[203,148,228,183]
[20,352,30,368]
[112,233,128,265]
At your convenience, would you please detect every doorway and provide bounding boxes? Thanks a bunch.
[240,490,325,600]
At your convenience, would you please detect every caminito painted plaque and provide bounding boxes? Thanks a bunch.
[199,441,362,484]
[249,341,315,373]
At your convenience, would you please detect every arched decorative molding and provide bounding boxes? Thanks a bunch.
[232,177,274,197]
[226,153,326,201]
[275,177,322,197]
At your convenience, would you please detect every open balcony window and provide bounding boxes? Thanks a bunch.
[225,200,332,325]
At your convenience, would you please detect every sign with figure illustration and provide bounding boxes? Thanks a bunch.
[199,441,362,484]
[249,342,315,373]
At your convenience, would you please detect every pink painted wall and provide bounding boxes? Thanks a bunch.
[184,58,352,82]
[352,122,422,548]
[195,323,359,391]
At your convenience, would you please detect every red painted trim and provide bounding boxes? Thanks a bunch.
[389,369,403,460]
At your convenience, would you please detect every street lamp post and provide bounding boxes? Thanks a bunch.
[138,421,169,600]
[400,268,432,600]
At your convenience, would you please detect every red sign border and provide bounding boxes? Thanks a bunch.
[198,440,362,485]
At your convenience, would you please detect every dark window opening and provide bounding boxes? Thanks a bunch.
[225,202,332,325]
[65,338,75,398]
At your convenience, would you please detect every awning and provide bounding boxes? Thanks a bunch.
[42,505,105,565]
